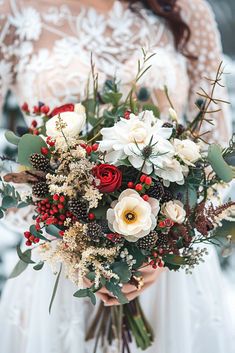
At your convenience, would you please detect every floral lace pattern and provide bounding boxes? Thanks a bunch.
[0,0,231,142]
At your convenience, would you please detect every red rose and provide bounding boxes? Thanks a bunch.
[93,164,122,193]
[50,104,75,117]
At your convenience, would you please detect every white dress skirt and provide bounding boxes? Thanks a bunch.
[0,217,234,353]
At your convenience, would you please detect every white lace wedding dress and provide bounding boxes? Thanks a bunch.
[0,1,234,352]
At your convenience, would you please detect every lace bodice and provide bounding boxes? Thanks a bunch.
[0,0,232,142]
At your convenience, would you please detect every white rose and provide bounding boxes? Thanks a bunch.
[161,200,186,224]
[174,139,201,166]
[107,189,160,242]
[46,103,86,138]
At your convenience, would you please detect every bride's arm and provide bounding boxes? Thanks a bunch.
[180,0,232,144]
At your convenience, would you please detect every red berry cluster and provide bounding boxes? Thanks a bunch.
[149,252,164,269]
[80,143,99,155]
[24,231,40,247]
[35,195,76,230]
[158,218,174,229]
[46,136,55,147]
[21,102,50,116]
[29,119,40,135]
[106,233,122,243]
[127,174,153,201]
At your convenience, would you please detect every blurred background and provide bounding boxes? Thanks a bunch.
[0,0,234,296]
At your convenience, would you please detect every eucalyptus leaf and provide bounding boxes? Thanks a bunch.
[1,195,17,209]
[105,281,129,305]
[110,262,131,283]
[45,225,62,239]
[18,134,48,167]
[162,254,186,266]
[9,259,29,279]
[33,261,44,271]
[16,246,35,264]
[73,288,90,298]
[30,225,49,241]
[49,264,62,314]
[17,201,29,209]
[5,130,20,146]
[208,144,234,182]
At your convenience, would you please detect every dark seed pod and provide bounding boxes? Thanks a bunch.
[30,153,50,172]
[32,182,49,198]
[137,231,158,250]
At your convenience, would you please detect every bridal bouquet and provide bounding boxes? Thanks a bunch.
[1,55,234,352]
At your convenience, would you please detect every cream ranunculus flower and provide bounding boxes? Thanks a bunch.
[161,200,186,224]
[173,139,201,166]
[46,103,86,138]
[107,189,160,242]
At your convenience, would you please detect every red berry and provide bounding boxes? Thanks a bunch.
[41,105,50,114]
[35,223,41,231]
[165,218,174,227]
[34,238,40,243]
[59,196,65,203]
[145,176,152,185]
[88,213,95,220]
[33,129,39,135]
[152,264,157,269]
[31,120,38,128]
[159,221,166,228]
[24,231,31,239]
[135,184,143,192]
[26,240,32,247]
[149,260,155,266]
[46,217,55,225]
[53,194,59,201]
[58,203,64,210]
[21,102,29,113]
[92,143,99,151]
[124,111,131,119]
[41,147,49,155]
[86,146,92,155]
[29,235,35,242]
[127,182,134,189]
[33,105,40,114]
[152,251,158,258]
[140,174,147,183]
[142,194,149,201]
[59,214,66,221]
[59,231,65,237]
[80,143,87,149]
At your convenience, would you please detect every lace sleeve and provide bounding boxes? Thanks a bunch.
[0,0,17,113]
[180,0,232,144]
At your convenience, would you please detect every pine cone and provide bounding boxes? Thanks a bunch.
[137,231,158,250]
[32,182,49,198]
[156,233,169,248]
[30,153,50,172]
[86,222,104,242]
[148,181,164,199]
[161,189,173,203]
[68,199,88,221]
[98,219,111,234]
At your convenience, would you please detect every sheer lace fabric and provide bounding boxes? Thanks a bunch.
[0,0,232,142]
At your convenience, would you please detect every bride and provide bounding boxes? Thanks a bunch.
[0,0,234,352]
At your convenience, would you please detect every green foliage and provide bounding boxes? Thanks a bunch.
[5,130,20,146]
[9,248,34,279]
[49,264,62,313]
[105,280,129,304]
[125,244,145,269]
[208,144,234,182]
[162,254,186,267]
[110,262,131,283]
[18,134,48,167]
[45,225,62,239]
[33,261,44,271]
[142,103,160,118]
[73,288,96,305]
[30,225,49,241]
[0,179,31,217]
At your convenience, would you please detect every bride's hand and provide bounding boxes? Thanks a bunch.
[84,265,165,306]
